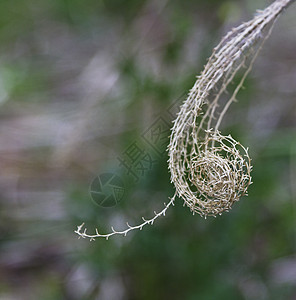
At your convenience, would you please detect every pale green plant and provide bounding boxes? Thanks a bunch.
[76,0,295,240]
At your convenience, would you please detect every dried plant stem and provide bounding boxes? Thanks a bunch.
[76,0,295,240]
[168,0,293,217]
[75,198,175,240]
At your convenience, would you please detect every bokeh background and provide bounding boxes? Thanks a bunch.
[0,0,296,299]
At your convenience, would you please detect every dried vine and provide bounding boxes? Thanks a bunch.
[75,0,295,240]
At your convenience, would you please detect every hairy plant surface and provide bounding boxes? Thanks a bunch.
[76,0,295,240]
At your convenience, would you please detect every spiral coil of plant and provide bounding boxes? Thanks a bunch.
[183,130,252,216]
[76,0,295,240]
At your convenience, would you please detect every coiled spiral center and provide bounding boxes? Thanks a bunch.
[188,132,252,216]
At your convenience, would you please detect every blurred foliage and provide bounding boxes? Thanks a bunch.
[0,0,295,299]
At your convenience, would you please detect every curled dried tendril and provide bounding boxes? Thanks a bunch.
[75,0,294,240]
[188,130,252,217]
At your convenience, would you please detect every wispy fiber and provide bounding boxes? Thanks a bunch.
[76,0,294,240]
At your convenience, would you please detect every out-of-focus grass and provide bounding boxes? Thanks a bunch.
[0,0,295,299]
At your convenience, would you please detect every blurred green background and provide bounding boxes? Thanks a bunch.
[0,0,295,299]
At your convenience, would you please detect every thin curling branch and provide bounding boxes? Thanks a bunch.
[75,198,175,240]
[76,0,295,240]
